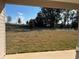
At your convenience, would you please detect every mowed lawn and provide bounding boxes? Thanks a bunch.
[6,29,77,54]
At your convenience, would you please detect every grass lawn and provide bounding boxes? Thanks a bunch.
[6,29,77,54]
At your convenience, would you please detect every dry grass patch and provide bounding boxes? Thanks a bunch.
[6,29,77,54]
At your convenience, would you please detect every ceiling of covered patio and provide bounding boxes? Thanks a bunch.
[5,0,79,9]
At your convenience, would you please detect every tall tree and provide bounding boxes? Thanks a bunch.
[35,7,62,28]
[7,16,11,23]
[26,21,29,25]
[71,10,78,29]
[18,18,21,24]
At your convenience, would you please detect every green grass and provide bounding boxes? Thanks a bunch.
[6,29,77,54]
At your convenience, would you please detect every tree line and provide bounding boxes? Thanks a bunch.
[7,7,78,30]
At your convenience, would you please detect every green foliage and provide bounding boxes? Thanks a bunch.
[31,8,78,29]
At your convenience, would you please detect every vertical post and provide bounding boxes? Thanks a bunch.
[0,0,6,59]
[76,10,79,59]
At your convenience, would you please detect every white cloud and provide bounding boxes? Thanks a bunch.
[17,12,23,15]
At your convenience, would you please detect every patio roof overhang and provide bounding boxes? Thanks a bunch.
[5,0,79,9]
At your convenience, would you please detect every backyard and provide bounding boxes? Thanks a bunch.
[6,29,77,54]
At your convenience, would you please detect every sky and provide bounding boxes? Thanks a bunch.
[5,4,42,24]
[5,4,77,25]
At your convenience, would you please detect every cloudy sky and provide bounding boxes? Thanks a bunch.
[5,4,41,24]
